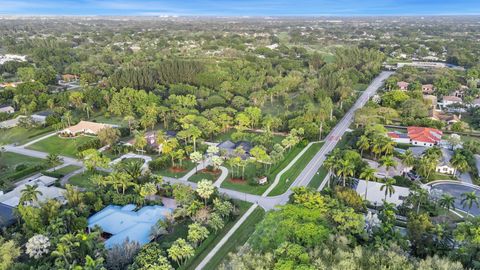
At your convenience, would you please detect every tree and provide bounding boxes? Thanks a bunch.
[162,138,179,167]
[167,238,194,266]
[438,193,456,219]
[379,155,397,178]
[79,149,110,172]
[380,178,396,200]
[451,151,470,173]
[211,155,224,172]
[0,237,20,270]
[134,132,147,153]
[196,179,215,205]
[130,243,173,270]
[356,135,370,157]
[187,222,210,247]
[337,159,355,187]
[97,127,120,146]
[20,184,43,205]
[26,234,51,259]
[139,182,158,201]
[461,191,479,217]
[187,125,202,152]
[190,151,203,174]
[46,153,62,171]
[359,166,376,200]
[402,149,415,169]
[207,213,225,233]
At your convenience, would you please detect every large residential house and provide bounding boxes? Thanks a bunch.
[62,121,114,136]
[409,147,456,175]
[397,81,409,90]
[388,126,442,147]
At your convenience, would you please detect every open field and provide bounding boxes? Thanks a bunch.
[26,135,95,157]
[0,126,54,145]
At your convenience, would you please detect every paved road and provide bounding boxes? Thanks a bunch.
[431,182,480,216]
[4,145,83,166]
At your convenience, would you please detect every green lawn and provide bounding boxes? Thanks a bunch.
[307,166,329,189]
[181,200,252,270]
[0,152,47,187]
[27,135,95,157]
[68,170,108,189]
[221,145,306,195]
[268,142,324,196]
[43,165,82,178]
[92,114,127,126]
[153,160,196,178]
[188,170,220,183]
[0,126,54,145]
[202,206,265,270]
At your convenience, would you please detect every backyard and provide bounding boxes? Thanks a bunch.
[0,126,54,145]
[0,151,47,188]
[26,135,95,157]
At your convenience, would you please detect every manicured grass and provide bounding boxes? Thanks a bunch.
[153,160,196,178]
[427,173,458,181]
[203,206,265,269]
[92,115,127,126]
[268,142,324,196]
[43,165,82,178]
[0,152,46,185]
[221,145,305,195]
[0,126,54,145]
[68,170,108,189]
[181,200,253,270]
[307,166,329,189]
[27,135,95,157]
[188,170,220,183]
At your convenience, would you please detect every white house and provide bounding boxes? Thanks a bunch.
[0,105,14,114]
[436,148,456,175]
[442,96,463,106]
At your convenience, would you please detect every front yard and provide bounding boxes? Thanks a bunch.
[0,152,47,188]
[0,126,54,145]
[26,135,95,157]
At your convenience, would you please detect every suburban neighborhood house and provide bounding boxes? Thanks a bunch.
[441,95,463,107]
[421,84,435,94]
[62,121,114,136]
[0,105,14,114]
[408,146,457,175]
[397,81,409,90]
[388,126,442,147]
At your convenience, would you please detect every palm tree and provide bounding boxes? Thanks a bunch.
[451,152,470,174]
[402,149,415,170]
[438,193,456,219]
[461,191,479,217]
[380,178,396,200]
[337,159,355,187]
[324,154,338,187]
[46,153,63,171]
[379,155,397,179]
[20,184,43,205]
[359,166,376,200]
[356,135,370,157]
[381,139,396,156]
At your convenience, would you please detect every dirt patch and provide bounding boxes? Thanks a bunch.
[228,177,247,184]
[169,167,187,173]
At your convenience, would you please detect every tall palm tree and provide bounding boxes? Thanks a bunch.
[356,135,370,157]
[402,149,415,170]
[324,154,338,187]
[451,152,470,174]
[438,193,456,219]
[337,159,355,187]
[379,155,397,179]
[381,139,396,156]
[359,166,376,200]
[46,153,63,171]
[461,191,479,217]
[20,184,43,205]
[380,178,396,200]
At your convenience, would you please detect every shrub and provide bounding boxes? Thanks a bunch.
[149,156,170,171]
[77,138,102,152]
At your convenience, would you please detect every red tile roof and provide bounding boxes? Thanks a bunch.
[407,126,442,144]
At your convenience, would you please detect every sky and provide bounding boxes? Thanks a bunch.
[1,0,480,16]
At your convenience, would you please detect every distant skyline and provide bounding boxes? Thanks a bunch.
[1,0,480,16]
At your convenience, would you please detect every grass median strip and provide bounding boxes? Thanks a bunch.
[268,142,324,196]
[201,206,265,270]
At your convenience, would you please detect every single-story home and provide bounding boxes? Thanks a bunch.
[62,121,114,136]
[0,175,65,209]
[0,105,14,114]
[218,140,253,157]
[355,179,411,206]
[363,157,411,179]
[442,96,463,106]
[397,81,409,90]
[31,111,53,124]
[88,204,172,248]
[422,84,435,94]
[388,126,442,147]
[408,146,456,175]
